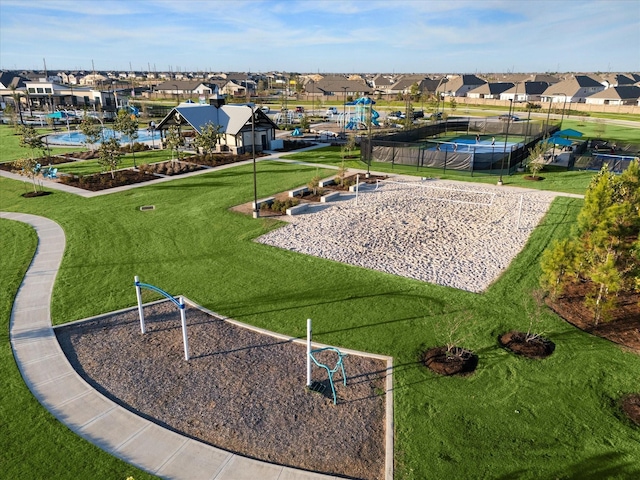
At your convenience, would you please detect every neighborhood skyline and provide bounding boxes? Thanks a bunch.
[1,0,639,74]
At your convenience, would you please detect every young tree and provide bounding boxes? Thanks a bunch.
[335,159,349,187]
[165,124,184,161]
[540,238,581,298]
[114,109,139,166]
[9,85,24,125]
[527,138,548,179]
[308,174,322,196]
[79,114,102,151]
[342,134,357,159]
[540,160,640,324]
[193,121,222,156]
[299,114,310,131]
[12,156,42,193]
[449,97,457,112]
[410,82,421,102]
[97,138,123,179]
[19,125,45,160]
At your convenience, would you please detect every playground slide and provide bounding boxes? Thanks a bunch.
[371,109,380,126]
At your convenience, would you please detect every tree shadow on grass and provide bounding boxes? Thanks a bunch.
[495,452,640,480]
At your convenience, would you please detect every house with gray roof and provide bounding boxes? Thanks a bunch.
[304,77,371,100]
[155,80,220,97]
[155,98,279,155]
[499,81,550,102]
[467,82,514,99]
[585,85,640,105]
[440,74,486,97]
[541,75,605,103]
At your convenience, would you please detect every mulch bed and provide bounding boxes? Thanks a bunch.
[55,301,388,480]
[58,169,162,191]
[546,281,640,354]
[498,331,555,359]
[422,346,478,376]
[620,394,640,427]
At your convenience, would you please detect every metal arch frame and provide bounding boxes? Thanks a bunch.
[134,276,190,360]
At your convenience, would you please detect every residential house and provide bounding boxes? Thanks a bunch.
[219,80,246,97]
[585,85,640,105]
[467,82,514,99]
[155,99,279,154]
[155,80,220,97]
[440,74,486,97]
[79,73,109,86]
[304,76,371,100]
[541,75,605,103]
[499,81,550,102]
[598,73,636,89]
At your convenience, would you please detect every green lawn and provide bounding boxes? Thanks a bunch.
[280,146,596,195]
[1,131,640,478]
[0,219,156,479]
[55,149,174,175]
[0,125,87,163]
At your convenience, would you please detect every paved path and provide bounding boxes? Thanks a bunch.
[2,211,340,480]
[0,144,329,198]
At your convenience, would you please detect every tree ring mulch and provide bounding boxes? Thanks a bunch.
[422,346,478,376]
[620,393,640,427]
[22,191,52,198]
[54,300,388,480]
[524,175,545,181]
[498,331,555,359]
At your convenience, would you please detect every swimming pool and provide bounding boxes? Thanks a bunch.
[46,128,159,146]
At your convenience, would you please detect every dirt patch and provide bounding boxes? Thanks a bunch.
[55,301,388,480]
[422,346,478,376]
[498,331,555,359]
[620,393,640,427]
[58,169,162,191]
[546,281,640,354]
[138,161,205,176]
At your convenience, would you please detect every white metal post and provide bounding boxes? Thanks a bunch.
[355,174,360,205]
[180,296,190,361]
[135,275,145,334]
[306,318,312,387]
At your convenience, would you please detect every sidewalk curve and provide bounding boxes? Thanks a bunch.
[2,211,340,480]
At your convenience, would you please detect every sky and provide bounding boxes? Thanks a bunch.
[1,0,639,74]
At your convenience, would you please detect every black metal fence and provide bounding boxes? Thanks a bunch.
[360,119,560,176]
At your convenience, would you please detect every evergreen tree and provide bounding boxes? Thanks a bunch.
[540,160,640,324]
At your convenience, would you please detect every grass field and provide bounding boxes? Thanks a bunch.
[1,125,640,479]
[0,219,156,479]
[280,146,597,195]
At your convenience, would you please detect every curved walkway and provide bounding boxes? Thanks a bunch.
[2,211,340,480]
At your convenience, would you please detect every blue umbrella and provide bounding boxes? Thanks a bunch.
[545,136,572,147]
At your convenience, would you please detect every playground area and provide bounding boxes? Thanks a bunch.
[274,96,380,131]
[55,300,388,480]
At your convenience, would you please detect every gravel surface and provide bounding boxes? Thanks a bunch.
[257,179,556,292]
[56,301,388,480]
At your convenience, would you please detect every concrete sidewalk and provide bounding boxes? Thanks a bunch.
[0,143,329,198]
[3,211,340,480]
